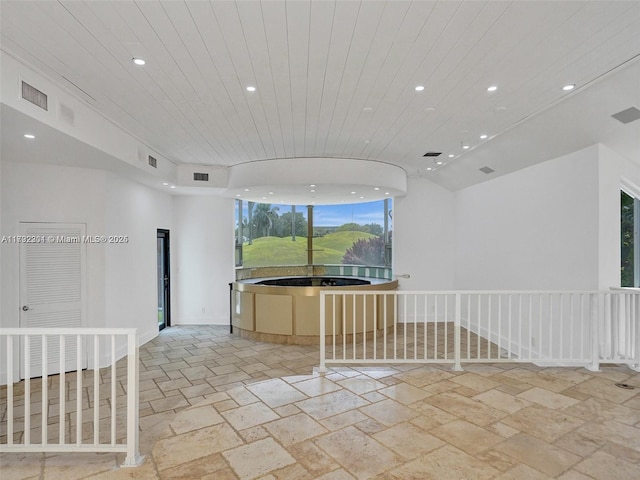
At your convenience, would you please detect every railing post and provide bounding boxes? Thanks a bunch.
[453,293,463,371]
[586,293,601,372]
[121,330,143,467]
[319,292,327,373]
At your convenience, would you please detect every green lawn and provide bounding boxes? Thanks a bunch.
[242,231,375,267]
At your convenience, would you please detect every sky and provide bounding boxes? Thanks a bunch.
[237,199,392,227]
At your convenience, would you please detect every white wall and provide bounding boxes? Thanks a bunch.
[598,144,640,289]
[172,195,235,325]
[0,162,107,330]
[394,176,455,290]
[0,162,172,348]
[454,145,601,291]
[104,172,172,344]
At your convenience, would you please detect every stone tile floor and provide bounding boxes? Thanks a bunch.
[1,325,640,479]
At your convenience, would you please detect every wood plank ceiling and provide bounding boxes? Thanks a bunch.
[1,1,639,190]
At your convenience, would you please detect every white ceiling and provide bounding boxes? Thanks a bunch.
[1,0,639,193]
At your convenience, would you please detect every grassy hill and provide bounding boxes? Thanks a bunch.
[242,230,375,266]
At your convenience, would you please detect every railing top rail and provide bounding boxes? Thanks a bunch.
[0,328,138,336]
[319,289,629,296]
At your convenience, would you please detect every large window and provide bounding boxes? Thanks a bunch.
[235,199,392,269]
[621,190,639,287]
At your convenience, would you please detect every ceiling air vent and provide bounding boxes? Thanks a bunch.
[148,155,157,168]
[21,81,48,111]
[193,172,209,182]
[612,107,640,124]
[423,152,442,157]
[479,166,495,174]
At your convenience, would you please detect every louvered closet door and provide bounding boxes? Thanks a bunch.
[19,223,87,379]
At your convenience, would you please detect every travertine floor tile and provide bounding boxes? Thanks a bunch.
[264,413,328,446]
[292,377,343,397]
[170,404,223,435]
[501,406,584,443]
[386,445,499,480]
[246,379,307,408]
[372,422,444,459]
[221,402,280,430]
[517,387,581,409]
[314,426,402,479]
[450,373,501,392]
[358,399,418,426]
[425,391,507,426]
[296,390,369,420]
[431,419,503,455]
[494,464,553,479]
[287,440,341,477]
[152,423,243,471]
[336,377,386,395]
[574,450,640,480]
[222,438,296,480]
[492,433,581,477]
[377,383,430,405]
[472,388,531,414]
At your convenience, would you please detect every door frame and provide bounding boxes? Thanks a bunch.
[157,229,171,330]
[19,222,88,379]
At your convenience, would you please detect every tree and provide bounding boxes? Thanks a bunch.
[280,210,307,238]
[621,192,635,286]
[342,236,385,266]
[253,203,279,238]
[336,222,383,235]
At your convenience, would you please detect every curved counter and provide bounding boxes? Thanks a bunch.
[231,276,398,345]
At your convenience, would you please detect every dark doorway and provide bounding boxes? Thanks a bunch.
[157,229,171,331]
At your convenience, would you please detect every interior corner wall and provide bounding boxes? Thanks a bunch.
[454,145,601,291]
[103,172,173,345]
[393,176,455,290]
[172,195,235,325]
[598,144,640,289]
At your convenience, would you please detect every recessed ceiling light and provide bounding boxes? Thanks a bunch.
[436,161,443,165]
[415,85,425,92]
[362,107,373,112]
[374,187,380,191]
[495,106,507,112]
[132,58,146,66]
[236,194,241,197]
[262,197,266,200]
[364,140,370,144]
[426,167,433,171]
[350,191,356,194]
[384,192,390,195]
[24,134,35,139]
[170,185,176,189]
[310,189,316,193]
[448,154,455,158]
[359,196,364,199]
[480,134,488,139]
[246,86,256,92]
[487,85,498,92]
[424,107,436,112]
[463,145,470,149]
[269,191,274,195]
[562,84,575,91]
[244,188,250,192]
[162,182,169,186]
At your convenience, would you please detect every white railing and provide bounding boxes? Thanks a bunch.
[319,290,640,372]
[0,328,142,467]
